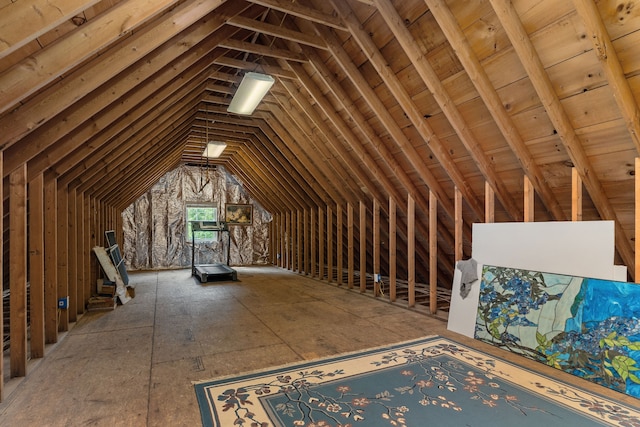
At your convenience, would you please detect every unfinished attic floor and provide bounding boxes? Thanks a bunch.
[0,266,448,426]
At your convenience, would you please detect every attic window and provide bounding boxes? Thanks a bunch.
[186,204,218,242]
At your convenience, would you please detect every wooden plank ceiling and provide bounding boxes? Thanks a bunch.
[1,0,640,282]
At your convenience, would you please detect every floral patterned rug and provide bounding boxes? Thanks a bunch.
[193,336,640,426]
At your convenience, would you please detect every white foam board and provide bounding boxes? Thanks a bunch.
[447,221,618,337]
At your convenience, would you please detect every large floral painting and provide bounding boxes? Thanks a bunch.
[475,265,640,398]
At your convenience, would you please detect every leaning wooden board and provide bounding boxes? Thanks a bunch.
[92,246,131,304]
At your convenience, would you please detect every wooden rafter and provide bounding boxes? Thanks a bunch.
[572,0,640,154]
[489,0,636,276]
[424,0,567,221]
[244,0,346,31]
[369,0,521,221]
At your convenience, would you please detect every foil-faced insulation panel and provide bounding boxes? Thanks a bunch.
[122,165,272,270]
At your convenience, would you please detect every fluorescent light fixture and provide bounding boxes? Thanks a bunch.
[227,72,275,115]
[202,141,227,158]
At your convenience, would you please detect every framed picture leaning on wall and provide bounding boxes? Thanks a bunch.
[225,204,253,225]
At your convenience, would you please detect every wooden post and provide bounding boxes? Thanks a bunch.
[337,204,343,286]
[485,181,495,223]
[389,197,397,302]
[89,197,98,288]
[271,216,280,266]
[454,186,463,261]
[57,186,69,332]
[10,164,28,378]
[67,189,77,323]
[288,211,293,270]
[429,190,438,314]
[285,211,290,270]
[347,202,354,289]
[76,192,85,315]
[291,210,296,272]
[28,173,45,359]
[279,212,287,268]
[84,195,92,299]
[359,200,367,293]
[572,167,583,221]
[297,210,302,273]
[327,205,333,283]
[304,209,309,275]
[318,206,324,280]
[44,174,58,344]
[311,207,316,277]
[373,198,380,296]
[408,194,415,308]
[633,157,640,282]
[269,219,274,265]
[0,153,3,399]
[524,175,534,222]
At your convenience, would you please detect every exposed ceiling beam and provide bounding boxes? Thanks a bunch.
[363,0,521,221]
[0,0,102,60]
[0,0,183,116]
[489,0,636,276]
[244,0,346,31]
[572,0,640,155]
[226,14,328,50]
[218,38,308,62]
[423,0,567,221]
[0,0,248,156]
[213,55,297,79]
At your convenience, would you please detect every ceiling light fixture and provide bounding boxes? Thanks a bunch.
[227,72,275,115]
[202,141,227,158]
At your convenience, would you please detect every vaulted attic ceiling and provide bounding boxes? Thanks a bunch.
[2,0,640,281]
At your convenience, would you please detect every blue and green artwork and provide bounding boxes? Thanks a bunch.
[475,265,640,398]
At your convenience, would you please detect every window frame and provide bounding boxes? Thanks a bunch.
[185,203,218,243]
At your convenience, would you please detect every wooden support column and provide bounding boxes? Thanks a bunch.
[485,181,495,223]
[304,209,309,275]
[56,186,69,332]
[389,197,397,302]
[284,211,291,270]
[270,218,275,265]
[318,206,324,280]
[347,202,354,289]
[84,195,92,297]
[337,204,343,286]
[290,210,296,272]
[429,191,438,314]
[272,216,276,265]
[327,205,333,283]
[67,189,77,322]
[373,198,380,296]
[89,197,98,288]
[633,157,640,282]
[407,194,415,307]
[454,187,463,262]
[0,154,2,399]
[272,213,277,266]
[279,213,283,268]
[297,210,302,273]
[360,200,367,293]
[10,164,28,378]
[44,174,58,344]
[572,167,583,221]
[269,219,274,265]
[76,192,85,313]
[280,213,286,268]
[524,175,534,222]
[311,207,316,277]
[28,173,45,359]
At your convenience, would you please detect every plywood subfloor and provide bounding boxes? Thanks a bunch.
[0,266,636,425]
